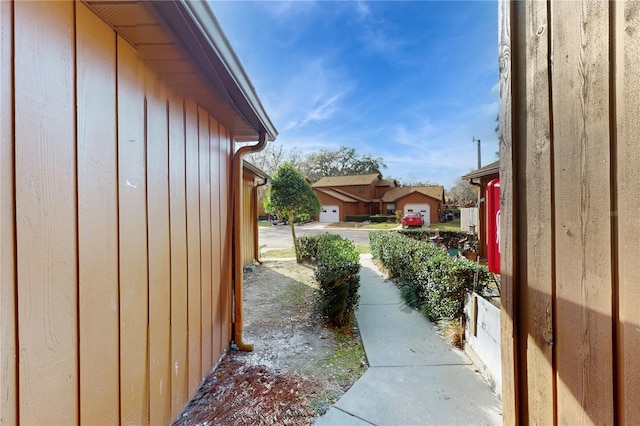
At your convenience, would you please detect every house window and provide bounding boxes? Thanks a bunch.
[386,203,396,215]
[359,186,365,194]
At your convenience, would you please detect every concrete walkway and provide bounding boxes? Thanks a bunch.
[314,254,502,426]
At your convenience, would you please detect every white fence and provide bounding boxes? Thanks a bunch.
[460,207,478,234]
[464,292,502,397]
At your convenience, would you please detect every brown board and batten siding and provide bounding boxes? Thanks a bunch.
[0,1,276,424]
[500,1,640,424]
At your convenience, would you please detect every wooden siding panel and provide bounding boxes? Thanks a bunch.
[242,173,254,267]
[498,0,519,423]
[198,107,213,376]
[0,1,16,423]
[117,36,149,425]
[521,1,555,423]
[209,119,223,362]
[185,99,202,392]
[615,2,640,422]
[169,94,189,417]
[551,1,614,423]
[76,4,119,423]
[219,128,233,347]
[146,71,172,425]
[14,2,78,423]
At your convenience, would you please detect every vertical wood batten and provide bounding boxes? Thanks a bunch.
[76,4,119,423]
[169,94,189,417]
[615,2,640,422]
[498,0,519,423]
[117,36,149,425]
[0,0,16,423]
[551,1,614,423]
[169,95,189,418]
[15,1,78,423]
[522,1,555,423]
[198,107,213,376]
[209,118,223,363]
[185,99,202,393]
[146,69,171,425]
[219,128,233,348]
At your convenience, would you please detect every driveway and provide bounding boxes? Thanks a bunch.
[258,222,374,251]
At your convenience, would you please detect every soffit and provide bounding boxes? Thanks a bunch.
[84,0,277,142]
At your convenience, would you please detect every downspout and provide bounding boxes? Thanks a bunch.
[253,175,268,264]
[232,131,267,352]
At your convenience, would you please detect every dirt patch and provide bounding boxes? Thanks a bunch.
[174,260,368,425]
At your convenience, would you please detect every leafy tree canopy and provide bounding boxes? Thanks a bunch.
[298,145,387,183]
[265,162,322,262]
[245,144,386,183]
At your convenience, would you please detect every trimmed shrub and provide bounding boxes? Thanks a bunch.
[370,214,396,223]
[345,215,370,223]
[297,232,342,262]
[314,236,361,326]
[296,233,361,325]
[369,230,489,320]
[398,228,478,252]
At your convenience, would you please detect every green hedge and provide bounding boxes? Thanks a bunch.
[297,232,342,262]
[370,214,397,223]
[397,228,478,252]
[345,215,370,222]
[297,233,361,325]
[369,230,489,320]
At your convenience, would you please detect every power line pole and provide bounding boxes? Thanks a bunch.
[472,137,481,169]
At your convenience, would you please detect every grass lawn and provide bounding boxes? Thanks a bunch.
[325,221,398,230]
[261,244,370,259]
[429,219,461,232]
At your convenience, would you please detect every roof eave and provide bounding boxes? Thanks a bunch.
[147,1,278,142]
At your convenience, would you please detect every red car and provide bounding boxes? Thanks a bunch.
[401,212,424,228]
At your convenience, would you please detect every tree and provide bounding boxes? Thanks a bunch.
[244,141,285,177]
[297,145,387,182]
[447,177,478,206]
[265,162,322,262]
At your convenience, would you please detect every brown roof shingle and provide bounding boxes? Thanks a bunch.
[312,173,381,188]
[381,186,444,203]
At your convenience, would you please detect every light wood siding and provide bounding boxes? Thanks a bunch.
[242,169,257,266]
[168,94,189,418]
[184,99,203,394]
[501,1,639,423]
[210,119,223,362]
[15,2,78,423]
[198,107,213,377]
[1,3,237,423]
[220,130,234,347]
[77,5,119,423]
[0,1,16,424]
[615,2,640,422]
[146,71,172,424]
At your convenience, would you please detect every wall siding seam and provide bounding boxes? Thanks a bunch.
[165,98,174,419]
[143,96,151,424]
[607,1,620,423]
[545,1,558,424]
[72,2,80,423]
[181,99,190,395]
[8,0,19,422]
[114,31,122,425]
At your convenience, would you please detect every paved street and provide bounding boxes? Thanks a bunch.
[258,222,376,251]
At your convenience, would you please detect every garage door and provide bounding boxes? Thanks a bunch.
[404,204,430,226]
[319,205,340,223]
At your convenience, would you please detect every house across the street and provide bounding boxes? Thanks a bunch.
[312,173,444,225]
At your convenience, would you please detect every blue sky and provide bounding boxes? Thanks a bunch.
[210,1,499,190]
